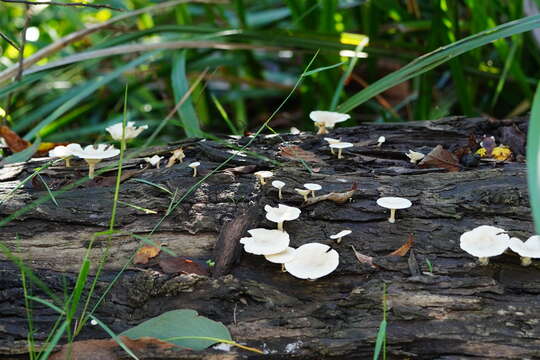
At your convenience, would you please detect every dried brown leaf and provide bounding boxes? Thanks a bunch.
[0,125,30,153]
[388,233,414,257]
[134,244,161,265]
[500,125,525,156]
[158,255,210,275]
[166,147,185,168]
[222,165,257,174]
[418,145,460,172]
[350,245,375,268]
[278,145,322,163]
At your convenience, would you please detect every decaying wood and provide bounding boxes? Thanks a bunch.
[1,116,539,359]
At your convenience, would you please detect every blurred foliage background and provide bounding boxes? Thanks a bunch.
[0,0,539,144]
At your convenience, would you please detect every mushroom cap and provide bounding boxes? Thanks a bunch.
[376,197,412,210]
[309,111,350,127]
[144,155,163,166]
[330,230,352,239]
[105,121,148,141]
[289,127,301,135]
[272,180,285,189]
[284,243,339,280]
[67,143,120,160]
[188,161,201,168]
[329,142,353,149]
[295,188,311,196]
[460,225,510,258]
[324,137,341,144]
[509,236,540,258]
[264,247,297,264]
[377,136,386,143]
[49,145,72,158]
[406,150,425,161]
[240,228,290,255]
[304,183,322,191]
[255,170,273,178]
[264,204,301,223]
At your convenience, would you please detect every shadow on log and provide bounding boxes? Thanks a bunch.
[1,116,539,359]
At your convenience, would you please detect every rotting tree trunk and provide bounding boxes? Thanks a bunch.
[1,116,539,360]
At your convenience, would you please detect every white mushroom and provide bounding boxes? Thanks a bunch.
[376,197,412,223]
[284,243,339,280]
[167,147,185,167]
[310,111,350,135]
[295,188,311,202]
[330,230,352,244]
[289,127,301,135]
[240,228,290,255]
[272,180,286,200]
[264,204,301,231]
[376,136,386,147]
[144,155,163,168]
[329,142,353,159]
[48,145,73,167]
[405,150,425,164]
[304,183,322,198]
[460,225,510,265]
[189,161,200,177]
[509,236,540,266]
[105,121,148,141]
[265,247,296,272]
[254,170,273,185]
[324,137,341,154]
[66,143,120,179]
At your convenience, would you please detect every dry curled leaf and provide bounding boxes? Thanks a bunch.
[350,245,375,268]
[222,164,257,174]
[278,145,322,163]
[388,233,414,257]
[305,183,357,205]
[134,244,161,265]
[418,144,460,172]
[158,255,210,275]
[0,125,30,153]
[166,147,185,168]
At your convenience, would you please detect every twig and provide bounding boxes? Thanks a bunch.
[16,5,31,81]
[0,0,123,11]
[0,30,20,51]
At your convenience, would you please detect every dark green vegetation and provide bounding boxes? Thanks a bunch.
[1,0,540,143]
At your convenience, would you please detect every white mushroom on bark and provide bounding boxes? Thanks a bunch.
[264,204,301,231]
[105,121,148,141]
[405,150,425,164]
[330,230,352,244]
[376,197,412,223]
[324,137,341,154]
[66,143,120,179]
[459,225,510,265]
[509,235,540,266]
[304,183,322,198]
[48,145,73,167]
[240,228,290,255]
[144,155,163,168]
[272,180,286,200]
[189,161,200,177]
[265,247,296,272]
[310,111,350,135]
[295,188,311,202]
[284,243,339,280]
[254,170,273,185]
[376,136,386,147]
[329,142,353,159]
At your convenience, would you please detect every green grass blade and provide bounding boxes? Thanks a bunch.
[36,174,59,207]
[337,14,540,113]
[528,81,540,234]
[491,38,518,108]
[1,136,41,165]
[89,315,139,360]
[373,319,387,360]
[303,61,346,77]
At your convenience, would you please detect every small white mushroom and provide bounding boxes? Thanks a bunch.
[460,225,510,265]
[329,142,353,159]
[254,170,273,185]
[405,150,425,164]
[304,183,322,198]
[284,243,339,280]
[272,180,286,200]
[240,228,290,255]
[265,247,296,272]
[324,137,341,154]
[105,121,148,141]
[310,111,350,135]
[330,230,352,244]
[376,197,412,223]
[289,127,301,135]
[189,161,200,177]
[376,136,386,147]
[509,236,540,266]
[66,143,120,179]
[295,188,311,202]
[144,155,163,168]
[48,145,73,167]
[264,204,301,231]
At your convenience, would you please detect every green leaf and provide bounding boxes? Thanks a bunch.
[1,137,41,165]
[171,51,203,138]
[302,61,346,77]
[121,309,232,351]
[372,319,387,360]
[528,81,540,234]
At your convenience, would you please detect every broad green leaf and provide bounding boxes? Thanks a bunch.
[528,81,540,234]
[121,309,232,351]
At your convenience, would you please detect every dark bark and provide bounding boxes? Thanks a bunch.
[1,116,539,359]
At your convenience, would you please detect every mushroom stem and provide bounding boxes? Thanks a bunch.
[311,191,316,198]
[64,157,71,167]
[278,189,282,200]
[192,168,197,177]
[478,257,489,266]
[85,159,101,179]
[388,208,397,223]
[337,148,343,159]
[316,123,328,135]
[302,193,308,201]
[281,264,286,272]
[277,221,284,232]
[330,148,335,155]
[521,257,532,266]
[336,237,343,244]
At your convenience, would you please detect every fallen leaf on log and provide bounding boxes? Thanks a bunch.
[304,184,357,205]
[134,244,161,265]
[222,165,257,174]
[418,144,460,172]
[166,147,185,168]
[49,336,176,360]
[388,233,414,257]
[0,125,30,153]
[278,145,322,163]
[159,255,210,275]
[350,245,375,268]
[500,125,525,156]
